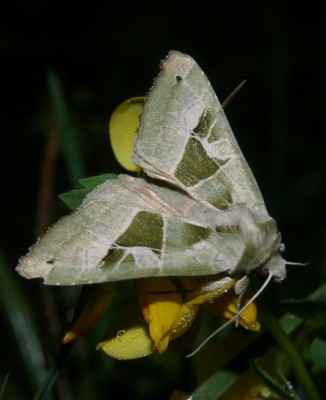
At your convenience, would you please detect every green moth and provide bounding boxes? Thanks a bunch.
[17,51,290,300]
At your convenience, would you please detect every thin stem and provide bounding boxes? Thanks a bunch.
[33,342,74,400]
[0,373,10,399]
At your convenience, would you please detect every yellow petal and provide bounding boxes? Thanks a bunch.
[98,326,153,360]
[63,282,115,344]
[138,278,183,353]
[181,275,237,307]
[207,291,260,331]
[109,97,144,172]
[165,276,236,342]
[168,308,203,352]
[97,303,153,360]
[169,303,199,340]
[180,275,260,331]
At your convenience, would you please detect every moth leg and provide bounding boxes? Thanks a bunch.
[234,275,250,326]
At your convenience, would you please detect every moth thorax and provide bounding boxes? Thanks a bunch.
[217,206,285,277]
[216,206,276,243]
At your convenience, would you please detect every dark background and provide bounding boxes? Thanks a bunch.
[1,1,325,399]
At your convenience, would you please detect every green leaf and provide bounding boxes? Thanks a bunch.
[311,338,326,369]
[251,360,300,400]
[79,173,116,188]
[0,374,10,400]
[47,71,87,187]
[0,250,47,390]
[261,307,322,400]
[59,188,90,211]
[282,297,326,319]
[59,174,117,210]
[188,369,238,400]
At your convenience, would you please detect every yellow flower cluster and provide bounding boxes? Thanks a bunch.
[63,275,259,360]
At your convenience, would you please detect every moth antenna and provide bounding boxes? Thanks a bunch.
[285,261,310,267]
[186,272,274,358]
[221,80,247,109]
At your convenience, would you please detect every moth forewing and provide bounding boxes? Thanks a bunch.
[17,176,250,284]
[134,51,267,213]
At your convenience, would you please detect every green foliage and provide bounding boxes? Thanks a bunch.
[59,173,116,211]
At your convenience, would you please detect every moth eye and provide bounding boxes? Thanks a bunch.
[279,243,286,253]
[256,267,269,280]
[175,75,183,82]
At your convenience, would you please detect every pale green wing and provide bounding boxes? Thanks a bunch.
[134,51,266,213]
[17,175,243,285]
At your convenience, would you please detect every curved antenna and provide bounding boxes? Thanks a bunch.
[221,80,247,108]
[285,261,309,266]
[186,272,274,358]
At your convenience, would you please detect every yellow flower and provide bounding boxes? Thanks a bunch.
[138,278,183,353]
[63,274,260,360]
[206,288,260,332]
[109,97,144,172]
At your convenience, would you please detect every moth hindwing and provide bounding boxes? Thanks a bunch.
[17,50,286,288]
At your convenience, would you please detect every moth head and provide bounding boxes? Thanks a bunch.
[256,254,286,283]
[256,239,308,283]
[253,231,286,283]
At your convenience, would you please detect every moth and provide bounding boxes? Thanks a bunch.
[17,51,289,304]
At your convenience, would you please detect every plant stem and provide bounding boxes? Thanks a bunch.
[33,342,74,400]
[261,306,321,400]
